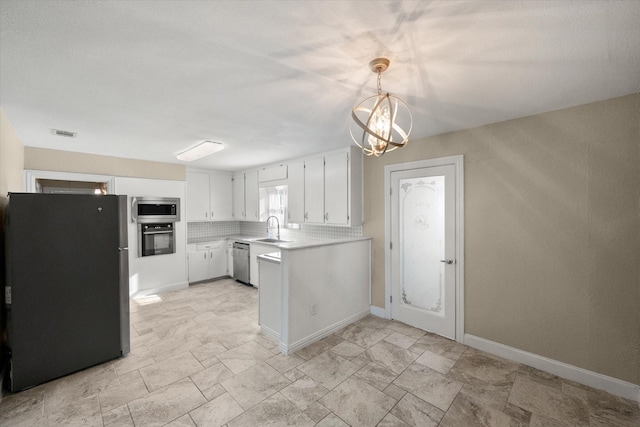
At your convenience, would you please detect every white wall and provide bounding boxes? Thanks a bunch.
[284,240,371,347]
[115,177,188,296]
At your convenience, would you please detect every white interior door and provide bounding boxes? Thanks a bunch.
[390,164,456,338]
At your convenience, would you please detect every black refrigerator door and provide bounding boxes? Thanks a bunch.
[6,193,125,391]
[118,195,130,355]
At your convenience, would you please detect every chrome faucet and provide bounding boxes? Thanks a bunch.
[266,216,280,240]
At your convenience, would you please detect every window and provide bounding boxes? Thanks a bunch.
[259,185,287,224]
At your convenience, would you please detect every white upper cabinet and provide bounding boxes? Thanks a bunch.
[209,172,233,220]
[304,156,325,223]
[232,173,245,219]
[258,164,287,182]
[300,147,362,227]
[324,151,349,225]
[232,170,259,221]
[187,170,233,221]
[187,171,211,221]
[245,170,259,221]
[188,147,362,226]
[287,161,305,224]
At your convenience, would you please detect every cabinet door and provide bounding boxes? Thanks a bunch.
[233,173,245,219]
[245,170,259,221]
[210,173,233,220]
[227,241,234,276]
[186,172,210,221]
[304,157,325,223]
[249,243,275,287]
[324,151,349,225]
[209,246,227,278]
[287,161,305,224]
[188,250,209,283]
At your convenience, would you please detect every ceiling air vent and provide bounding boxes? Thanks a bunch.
[51,129,77,138]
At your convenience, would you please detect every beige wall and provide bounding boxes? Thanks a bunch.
[363,93,640,385]
[24,147,186,181]
[0,108,25,197]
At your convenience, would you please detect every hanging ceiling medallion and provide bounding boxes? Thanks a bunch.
[350,57,412,157]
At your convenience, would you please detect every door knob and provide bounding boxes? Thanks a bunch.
[440,259,453,264]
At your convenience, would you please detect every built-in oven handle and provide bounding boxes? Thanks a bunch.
[142,230,174,235]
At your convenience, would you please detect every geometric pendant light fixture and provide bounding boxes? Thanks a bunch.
[350,57,412,157]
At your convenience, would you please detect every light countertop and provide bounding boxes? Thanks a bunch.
[188,235,370,250]
[257,251,281,264]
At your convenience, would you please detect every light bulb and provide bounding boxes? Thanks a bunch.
[367,98,391,154]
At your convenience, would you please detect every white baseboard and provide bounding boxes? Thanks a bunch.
[370,305,386,318]
[260,325,280,342]
[280,309,370,355]
[464,334,640,403]
[130,281,189,298]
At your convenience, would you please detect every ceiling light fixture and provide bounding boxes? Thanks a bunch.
[51,128,77,138]
[176,140,224,161]
[350,57,412,157]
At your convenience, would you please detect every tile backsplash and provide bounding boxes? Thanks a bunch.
[187,220,362,243]
[187,221,240,241]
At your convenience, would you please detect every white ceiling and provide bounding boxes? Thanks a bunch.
[1,1,639,172]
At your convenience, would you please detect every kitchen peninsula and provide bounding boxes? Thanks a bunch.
[256,237,371,354]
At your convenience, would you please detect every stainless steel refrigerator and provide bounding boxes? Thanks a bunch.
[4,193,130,392]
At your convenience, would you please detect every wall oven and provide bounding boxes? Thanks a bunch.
[131,197,180,223]
[138,223,175,257]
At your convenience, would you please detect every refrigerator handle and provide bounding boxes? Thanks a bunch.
[118,247,129,251]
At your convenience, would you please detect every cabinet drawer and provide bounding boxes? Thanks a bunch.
[197,241,224,251]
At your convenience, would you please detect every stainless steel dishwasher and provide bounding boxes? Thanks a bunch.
[232,242,250,284]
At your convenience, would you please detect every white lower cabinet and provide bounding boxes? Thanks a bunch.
[258,257,281,339]
[227,240,234,278]
[249,242,275,287]
[187,241,227,283]
[187,249,210,283]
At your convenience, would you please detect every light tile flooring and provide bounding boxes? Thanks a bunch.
[1,278,638,426]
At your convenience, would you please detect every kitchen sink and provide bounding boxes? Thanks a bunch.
[255,238,290,243]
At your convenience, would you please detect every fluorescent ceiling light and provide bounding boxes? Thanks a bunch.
[176,140,224,161]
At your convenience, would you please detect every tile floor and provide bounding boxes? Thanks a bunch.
[0,278,638,426]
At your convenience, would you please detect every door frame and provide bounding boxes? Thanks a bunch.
[384,155,465,343]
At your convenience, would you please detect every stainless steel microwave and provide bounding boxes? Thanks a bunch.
[131,197,180,223]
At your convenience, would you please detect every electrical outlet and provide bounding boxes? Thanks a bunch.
[311,303,317,316]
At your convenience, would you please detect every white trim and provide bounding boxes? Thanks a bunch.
[370,305,386,318]
[384,155,465,343]
[24,170,116,194]
[130,281,188,298]
[260,325,280,341]
[465,334,640,402]
[279,309,370,354]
